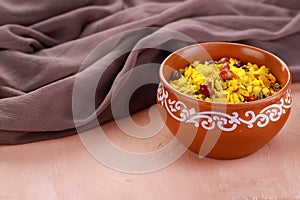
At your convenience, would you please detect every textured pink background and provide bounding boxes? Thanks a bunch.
[0,83,299,199]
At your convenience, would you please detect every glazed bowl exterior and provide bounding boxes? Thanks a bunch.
[157,42,292,159]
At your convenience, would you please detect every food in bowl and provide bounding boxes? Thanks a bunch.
[169,57,281,103]
[157,42,292,159]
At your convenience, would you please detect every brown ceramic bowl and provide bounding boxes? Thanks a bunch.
[157,42,292,159]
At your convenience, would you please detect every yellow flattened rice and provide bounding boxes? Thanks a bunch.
[169,57,281,103]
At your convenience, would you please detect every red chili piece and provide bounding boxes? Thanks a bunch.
[221,62,230,70]
[199,84,211,97]
[244,96,256,102]
[220,69,234,80]
[219,57,229,63]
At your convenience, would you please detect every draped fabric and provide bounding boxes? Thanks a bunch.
[0,0,299,144]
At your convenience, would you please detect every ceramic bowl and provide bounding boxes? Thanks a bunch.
[157,42,292,159]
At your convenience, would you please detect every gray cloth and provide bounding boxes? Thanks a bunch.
[0,0,299,144]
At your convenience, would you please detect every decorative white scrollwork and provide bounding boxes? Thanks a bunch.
[157,83,292,132]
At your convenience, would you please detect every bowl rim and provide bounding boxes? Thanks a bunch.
[159,42,292,108]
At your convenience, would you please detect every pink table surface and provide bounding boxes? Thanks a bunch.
[1,83,299,200]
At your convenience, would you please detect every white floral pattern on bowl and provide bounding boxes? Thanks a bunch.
[157,83,292,132]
